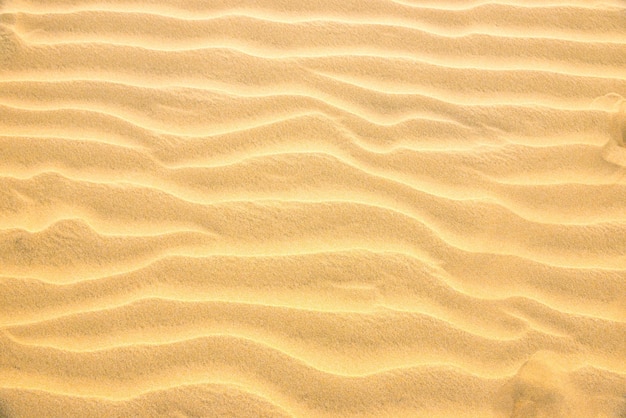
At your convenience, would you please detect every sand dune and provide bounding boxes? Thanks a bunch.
[1,0,626,417]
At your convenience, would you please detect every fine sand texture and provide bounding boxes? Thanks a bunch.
[1,0,626,417]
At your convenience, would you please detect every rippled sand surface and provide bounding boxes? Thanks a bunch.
[1,0,626,417]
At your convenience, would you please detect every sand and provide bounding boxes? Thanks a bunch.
[1,0,626,417]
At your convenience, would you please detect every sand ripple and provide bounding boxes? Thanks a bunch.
[1,0,625,417]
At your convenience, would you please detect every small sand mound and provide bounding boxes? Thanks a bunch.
[602,99,626,166]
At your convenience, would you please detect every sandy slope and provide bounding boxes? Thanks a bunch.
[1,0,626,417]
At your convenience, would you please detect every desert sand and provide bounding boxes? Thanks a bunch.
[1,0,626,417]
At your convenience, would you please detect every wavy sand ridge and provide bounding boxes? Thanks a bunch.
[1,1,626,417]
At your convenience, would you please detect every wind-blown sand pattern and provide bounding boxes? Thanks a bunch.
[1,0,626,416]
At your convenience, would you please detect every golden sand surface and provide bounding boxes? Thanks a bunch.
[1,0,626,416]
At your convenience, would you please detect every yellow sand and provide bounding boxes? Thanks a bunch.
[1,0,626,417]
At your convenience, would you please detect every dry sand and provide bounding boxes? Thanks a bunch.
[1,0,626,417]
